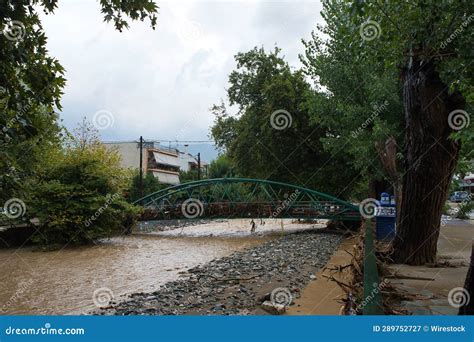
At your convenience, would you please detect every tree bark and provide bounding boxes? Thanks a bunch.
[375,136,402,213]
[392,54,465,265]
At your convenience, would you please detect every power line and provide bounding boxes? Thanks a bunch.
[103,139,215,144]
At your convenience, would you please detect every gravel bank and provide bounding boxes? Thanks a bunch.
[99,229,342,315]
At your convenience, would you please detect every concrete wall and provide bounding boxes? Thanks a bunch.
[105,142,142,170]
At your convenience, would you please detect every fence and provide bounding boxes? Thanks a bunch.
[362,219,384,315]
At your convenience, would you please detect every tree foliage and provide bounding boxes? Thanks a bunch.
[210,47,360,197]
[208,154,233,179]
[0,0,158,201]
[309,0,473,264]
[28,123,141,246]
[301,2,404,196]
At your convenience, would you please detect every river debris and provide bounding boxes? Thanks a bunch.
[261,301,286,315]
[98,230,342,315]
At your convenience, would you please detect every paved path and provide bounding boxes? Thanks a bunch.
[388,219,473,315]
[286,237,356,315]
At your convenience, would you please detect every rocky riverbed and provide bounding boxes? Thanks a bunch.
[98,229,342,315]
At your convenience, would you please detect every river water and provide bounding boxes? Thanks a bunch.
[0,219,323,315]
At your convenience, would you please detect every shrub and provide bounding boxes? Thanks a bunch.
[442,202,452,215]
[127,171,167,203]
[28,142,141,246]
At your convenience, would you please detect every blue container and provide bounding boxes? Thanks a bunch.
[375,193,396,240]
[380,192,390,205]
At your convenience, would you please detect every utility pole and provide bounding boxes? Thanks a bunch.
[197,152,201,180]
[139,136,143,200]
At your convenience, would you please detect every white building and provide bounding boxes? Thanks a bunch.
[177,149,208,173]
[104,141,207,185]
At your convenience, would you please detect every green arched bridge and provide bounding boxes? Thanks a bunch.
[134,178,361,221]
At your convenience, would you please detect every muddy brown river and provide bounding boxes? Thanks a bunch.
[0,219,322,315]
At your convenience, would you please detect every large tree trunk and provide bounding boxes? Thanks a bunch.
[392,54,465,265]
[376,136,402,214]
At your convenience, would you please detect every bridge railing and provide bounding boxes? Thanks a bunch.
[134,178,361,221]
[362,219,384,315]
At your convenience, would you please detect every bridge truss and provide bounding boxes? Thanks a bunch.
[134,178,361,221]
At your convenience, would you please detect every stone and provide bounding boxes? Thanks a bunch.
[261,301,286,315]
[257,292,271,303]
[98,230,342,316]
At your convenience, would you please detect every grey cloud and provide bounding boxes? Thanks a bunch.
[40,0,323,161]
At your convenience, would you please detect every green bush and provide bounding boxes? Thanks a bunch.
[442,202,452,215]
[127,171,168,203]
[28,143,141,246]
[208,154,233,178]
[179,169,200,183]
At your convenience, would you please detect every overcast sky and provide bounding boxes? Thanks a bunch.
[40,0,323,160]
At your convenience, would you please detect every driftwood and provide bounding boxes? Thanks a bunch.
[324,223,407,315]
[321,274,353,292]
[319,232,366,315]
[324,264,353,274]
[385,273,435,281]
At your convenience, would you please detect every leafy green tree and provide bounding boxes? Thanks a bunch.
[345,0,473,264]
[0,0,158,203]
[28,123,141,246]
[180,169,203,183]
[301,2,404,202]
[210,47,360,197]
[208,154,234,178]
[306,0,473,264]
[0,105,63,204]
[209,101,238,154]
